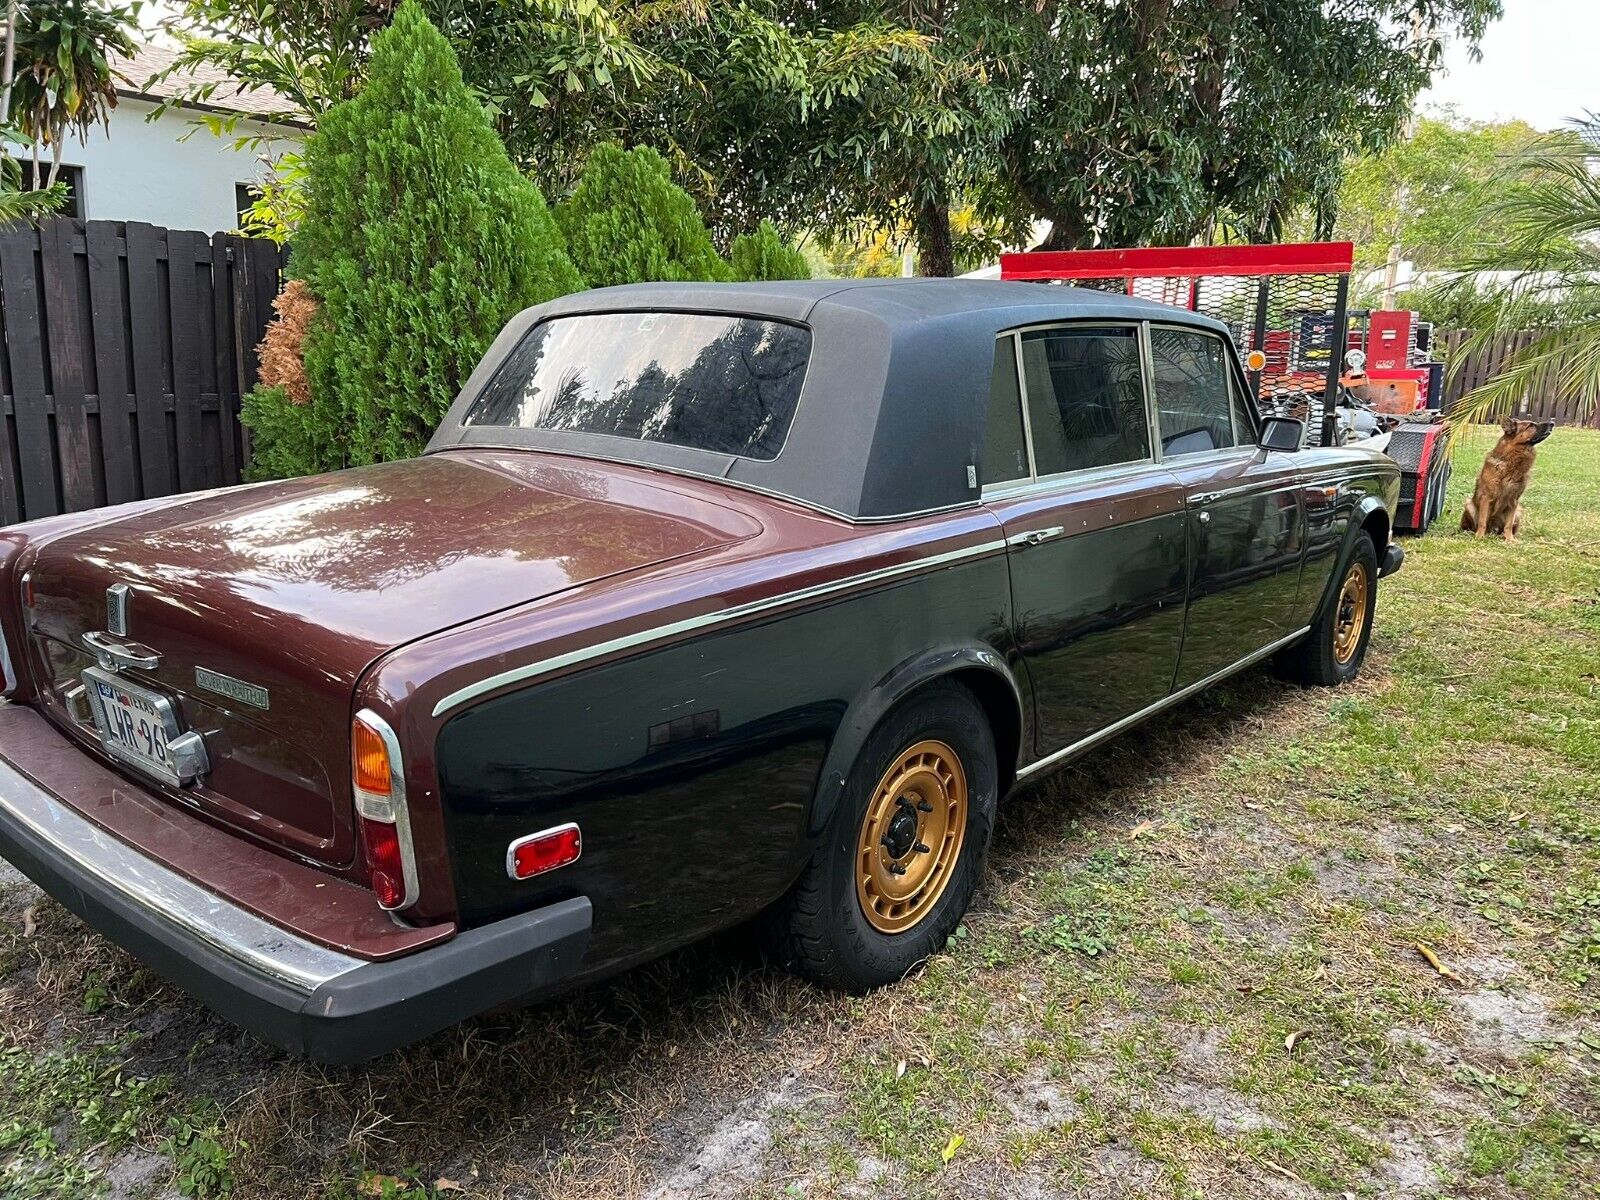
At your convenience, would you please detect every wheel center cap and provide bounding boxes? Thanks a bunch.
[884,805,918,859]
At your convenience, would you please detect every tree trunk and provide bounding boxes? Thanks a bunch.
[1037,210,1092,251]
[914,198,955,277]
[0,0,17,125]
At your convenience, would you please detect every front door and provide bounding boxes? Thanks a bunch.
[981,325,1189,761]
[1146,325,1306,688]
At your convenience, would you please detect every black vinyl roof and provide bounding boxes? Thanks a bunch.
[427,279,1233,521]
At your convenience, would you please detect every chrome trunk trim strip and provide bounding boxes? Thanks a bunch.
[1015,625,1312,782]
[432,538,1011,718]
[0,753,363,992]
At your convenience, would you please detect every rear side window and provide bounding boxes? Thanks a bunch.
[1150,327,1243,455]
[1019,327,1150,475]
[464,312,811,461]
[982,336,1029,486]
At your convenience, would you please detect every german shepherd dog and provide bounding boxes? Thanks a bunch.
[1461,416,1555,541]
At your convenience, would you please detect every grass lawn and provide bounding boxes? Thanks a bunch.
[2,425,1598,1199]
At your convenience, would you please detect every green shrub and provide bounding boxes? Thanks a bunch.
[730,219,810,281]
[246,0,581,475]
[555,143,731,288]
[240,386,324,482]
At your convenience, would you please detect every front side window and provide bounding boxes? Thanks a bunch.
[1019,327,1150,475]
[1150,327,1243,455]
[464,312,811,461]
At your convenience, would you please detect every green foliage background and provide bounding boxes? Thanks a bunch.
[1328,112,1552,276]
[730,219,811,281]
[554,143,733,288]
[244,0,581,476]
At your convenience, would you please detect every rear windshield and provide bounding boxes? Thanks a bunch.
[463,311,811,461]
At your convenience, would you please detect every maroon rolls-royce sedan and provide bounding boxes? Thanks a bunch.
[0,280,1401,1061]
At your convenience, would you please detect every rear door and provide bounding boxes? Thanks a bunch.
[1148,324,1306,688]
[981,325,1189,762]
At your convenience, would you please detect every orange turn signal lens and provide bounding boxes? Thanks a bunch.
[352,718,391,796]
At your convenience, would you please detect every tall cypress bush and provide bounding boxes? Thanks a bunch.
[555,143,732,288]
[244,0,582,475]
[730,219,811,281]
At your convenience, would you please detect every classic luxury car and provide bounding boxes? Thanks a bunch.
[0,280,1402,1061]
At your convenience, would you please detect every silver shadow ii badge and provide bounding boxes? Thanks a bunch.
[194,666,270,711]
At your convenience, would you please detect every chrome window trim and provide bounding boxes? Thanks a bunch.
[1016,625,1311,782]
[505,821,583,881]
[0,626,13,697]
[432,537,1011,718]
[1013,330,1040,480]
[0,749,363,992]
[353,708,421,911]
[980,456,1175,504]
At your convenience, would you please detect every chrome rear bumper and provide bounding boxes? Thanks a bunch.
[0,723,592,1062]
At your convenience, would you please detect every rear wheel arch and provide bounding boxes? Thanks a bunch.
[807,648,1022,840]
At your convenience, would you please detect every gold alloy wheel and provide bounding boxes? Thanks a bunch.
[1333,560,1370,665]
[856,739,968,935]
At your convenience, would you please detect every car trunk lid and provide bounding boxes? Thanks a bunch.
[20,451,763,869]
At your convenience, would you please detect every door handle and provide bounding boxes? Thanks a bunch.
[1188,490,1224,505]
[1009,525,1065,548]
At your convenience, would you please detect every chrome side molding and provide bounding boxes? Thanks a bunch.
[1016,625,1312,782]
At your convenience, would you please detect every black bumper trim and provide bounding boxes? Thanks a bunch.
[0,780,591,1064]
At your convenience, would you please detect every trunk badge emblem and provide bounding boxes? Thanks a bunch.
[194,666,270,711]
[106,584,131,636]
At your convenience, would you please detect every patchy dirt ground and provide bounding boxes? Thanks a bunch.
[3,425,1598,1199]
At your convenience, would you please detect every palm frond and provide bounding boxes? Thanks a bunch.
[1435,113,1600,431]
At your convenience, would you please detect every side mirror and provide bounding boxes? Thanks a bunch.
[1258,416,1304,452]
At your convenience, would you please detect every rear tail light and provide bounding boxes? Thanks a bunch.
[352,710,419,911]
[506,823,582,880]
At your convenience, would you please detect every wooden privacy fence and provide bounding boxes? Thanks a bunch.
[1438,328,1600,426]
[0,217,285,525]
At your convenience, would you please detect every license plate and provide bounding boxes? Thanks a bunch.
[82,667,186,787]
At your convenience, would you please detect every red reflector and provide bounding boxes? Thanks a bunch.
[360,815,405,909]
[508,824,581,880]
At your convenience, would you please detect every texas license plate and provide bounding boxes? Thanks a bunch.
[82,667,185,787]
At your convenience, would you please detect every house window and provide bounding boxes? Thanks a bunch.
[18,161,84,218]
[236,183,262,226]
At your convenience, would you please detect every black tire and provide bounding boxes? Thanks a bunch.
[780,680,997,993]
[1277,532,1379,686]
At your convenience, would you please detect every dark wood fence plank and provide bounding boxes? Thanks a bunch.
[86,221,138,504]
[124,221,174,497]
[40,220,97,511]
[0,226,59,516]
[167,230,207,491]
[1439,327,1598,425]
[0,217,282,523]
[210,233,239,482]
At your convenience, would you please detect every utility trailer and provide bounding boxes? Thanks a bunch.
[999,241,1451,534]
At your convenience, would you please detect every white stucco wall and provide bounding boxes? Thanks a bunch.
[59,98,303,234]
